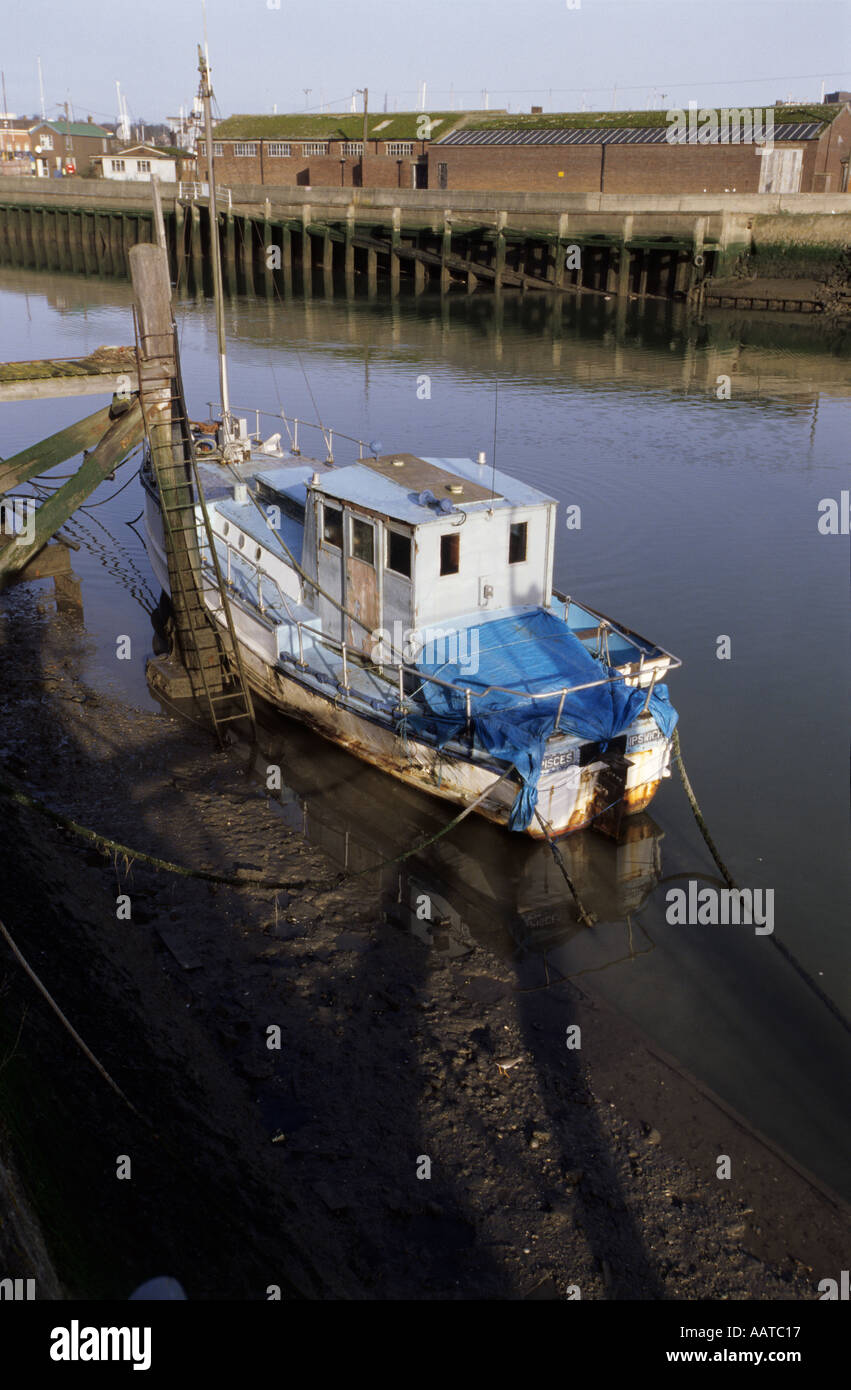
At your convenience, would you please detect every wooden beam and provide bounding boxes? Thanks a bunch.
[0,347,138,403]
[0,402,144,583]
[0,403,115,493]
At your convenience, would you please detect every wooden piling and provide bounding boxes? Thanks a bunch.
[189,203,202,290]
[441,212,452,293]
[390,207,401,295]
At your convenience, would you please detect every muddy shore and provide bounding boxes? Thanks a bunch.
[0,584,848,1300]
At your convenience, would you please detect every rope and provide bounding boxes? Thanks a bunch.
[533,808,596,927]
[672,728,735,889]
[672,728,851,1039]
[0,763,514,896]
[338,763,519,882]
[0,777,307,893]
[0,914,142,1118]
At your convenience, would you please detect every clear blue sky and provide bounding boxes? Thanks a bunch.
[2,0,849,126]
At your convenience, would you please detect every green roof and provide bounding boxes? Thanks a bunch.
[36,119,112,139]
[461,104,840,133]
[211,111,478,141]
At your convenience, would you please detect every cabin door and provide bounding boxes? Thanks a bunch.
[345,513,380,658]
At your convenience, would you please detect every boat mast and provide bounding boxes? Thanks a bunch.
[198,44,232,440]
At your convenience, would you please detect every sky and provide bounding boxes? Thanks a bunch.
[1,0,849,127]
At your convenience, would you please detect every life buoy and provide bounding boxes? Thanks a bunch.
[693,252,705,268]
[194,436,216,455]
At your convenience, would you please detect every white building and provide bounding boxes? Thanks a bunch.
[95,144,178,183]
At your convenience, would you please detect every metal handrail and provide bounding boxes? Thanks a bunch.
[204,401,370,459]
[201,527,681,729]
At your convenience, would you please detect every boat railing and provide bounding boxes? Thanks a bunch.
[204,400,371,463]
[202,532,681,739]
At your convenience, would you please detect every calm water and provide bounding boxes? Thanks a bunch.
[1,266,849,1196]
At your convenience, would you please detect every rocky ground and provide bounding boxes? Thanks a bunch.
[0,583,848,1300]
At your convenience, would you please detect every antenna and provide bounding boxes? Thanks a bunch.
[37,57,46,121]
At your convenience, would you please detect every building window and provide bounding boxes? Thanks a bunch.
[198,141,204,155]
[344,142,363,157]
[440,533,460,576]
[386,529,412,578]
[386,142,414,157]
[214,142,223,156]
[509,521,528,564]
[110,159,125,172]
[41,134,53,150]
[302,142,329,156]
[137,160,151,173]
[350,517,374,565]
[437,161,448,189]
[267,143,291,157]
[322,503,343,549]
[234,143,258,157]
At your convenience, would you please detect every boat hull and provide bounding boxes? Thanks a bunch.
[144,488,672,839]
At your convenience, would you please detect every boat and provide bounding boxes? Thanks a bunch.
[140,50,681,842]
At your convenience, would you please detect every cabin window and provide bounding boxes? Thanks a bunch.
[440,533,460,576]
[386,529,412,578]
[350,516,375,565]
[509,521,528,564]
[321,503,343,549]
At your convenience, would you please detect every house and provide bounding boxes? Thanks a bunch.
[93,143,186,183]
[197,112,490,189]
[29,117,114,177]
[0,118,34,176]
[428,104,851,194]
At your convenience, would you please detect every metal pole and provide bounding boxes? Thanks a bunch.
[198,45,231,438]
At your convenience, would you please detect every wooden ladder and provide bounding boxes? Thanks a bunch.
[130,245,255,744]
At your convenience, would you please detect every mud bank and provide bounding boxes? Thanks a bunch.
[0,586,848,1300]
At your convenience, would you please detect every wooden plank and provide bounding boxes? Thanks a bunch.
[0,402,144,582]
[5,541,72,583]
[0,347,138,403]
[0,404,115,493]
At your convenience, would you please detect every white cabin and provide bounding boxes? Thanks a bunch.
[293,454,557,655]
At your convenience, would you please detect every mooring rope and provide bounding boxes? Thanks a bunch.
[533,808,596,928]
[672,728,851,1039]
[0,914,142,1118]
[0,763,516,894]
[0,777,305,892]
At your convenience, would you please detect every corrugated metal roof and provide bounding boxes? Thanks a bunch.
[438,122,823,146]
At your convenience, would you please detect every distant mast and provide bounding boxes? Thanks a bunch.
[197,44,232,441]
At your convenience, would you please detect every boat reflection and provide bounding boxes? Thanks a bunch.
[244,702,664,972]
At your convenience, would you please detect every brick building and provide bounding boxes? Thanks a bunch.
[198,112,481,189]
[0,118,34,176]
[29,118,115,178]
[429,104,851,194]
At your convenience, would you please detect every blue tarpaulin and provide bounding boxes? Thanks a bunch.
[405,609,677,831]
